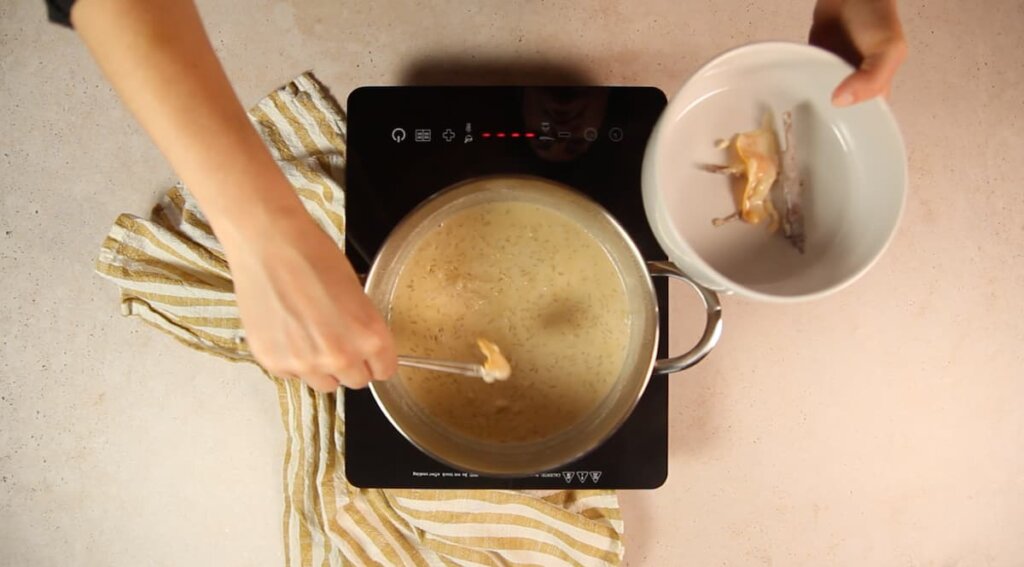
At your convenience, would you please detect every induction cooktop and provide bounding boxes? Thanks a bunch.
[344,86,669,489]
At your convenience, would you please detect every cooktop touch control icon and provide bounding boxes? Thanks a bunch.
[560,470,604,483]
[414,129,432,142]
[391,128,406,143]
[609,127,624,142]
[442,128,456,142]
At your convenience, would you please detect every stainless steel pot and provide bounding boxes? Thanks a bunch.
[364,175,722,476]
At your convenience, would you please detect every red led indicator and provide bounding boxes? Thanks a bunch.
[480,131,536,139]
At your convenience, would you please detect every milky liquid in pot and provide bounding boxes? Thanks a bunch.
[389,201,631,444]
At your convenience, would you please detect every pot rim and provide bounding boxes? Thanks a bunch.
[364,174,661,477]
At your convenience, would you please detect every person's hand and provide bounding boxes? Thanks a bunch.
[223,208,397,392]
[72,0,397,392]
[810,0,908,106]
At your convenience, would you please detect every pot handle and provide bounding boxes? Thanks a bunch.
[648,260,723,374]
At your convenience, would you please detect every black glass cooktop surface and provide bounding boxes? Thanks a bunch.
[344,86,668,489]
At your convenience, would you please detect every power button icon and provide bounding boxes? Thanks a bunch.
[608,127,624,142]
[391,128,407,143]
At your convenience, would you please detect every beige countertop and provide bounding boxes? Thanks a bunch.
[2,0,1022,565]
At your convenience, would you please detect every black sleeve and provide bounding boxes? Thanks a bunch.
[45,0,77,28]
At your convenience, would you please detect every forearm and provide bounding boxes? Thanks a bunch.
[71,0,304,246]
[814,0,901,27]
[814,0,897,13]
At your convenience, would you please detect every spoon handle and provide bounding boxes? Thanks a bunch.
[398,355,486,379]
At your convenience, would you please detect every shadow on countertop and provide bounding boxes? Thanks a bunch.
[399,56,597,85]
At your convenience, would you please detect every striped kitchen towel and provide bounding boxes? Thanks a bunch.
[95,72,625,567]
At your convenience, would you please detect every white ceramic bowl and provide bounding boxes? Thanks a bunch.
[642,42,907,302]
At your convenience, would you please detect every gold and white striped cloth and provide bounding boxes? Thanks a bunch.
[96,72,625,566]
